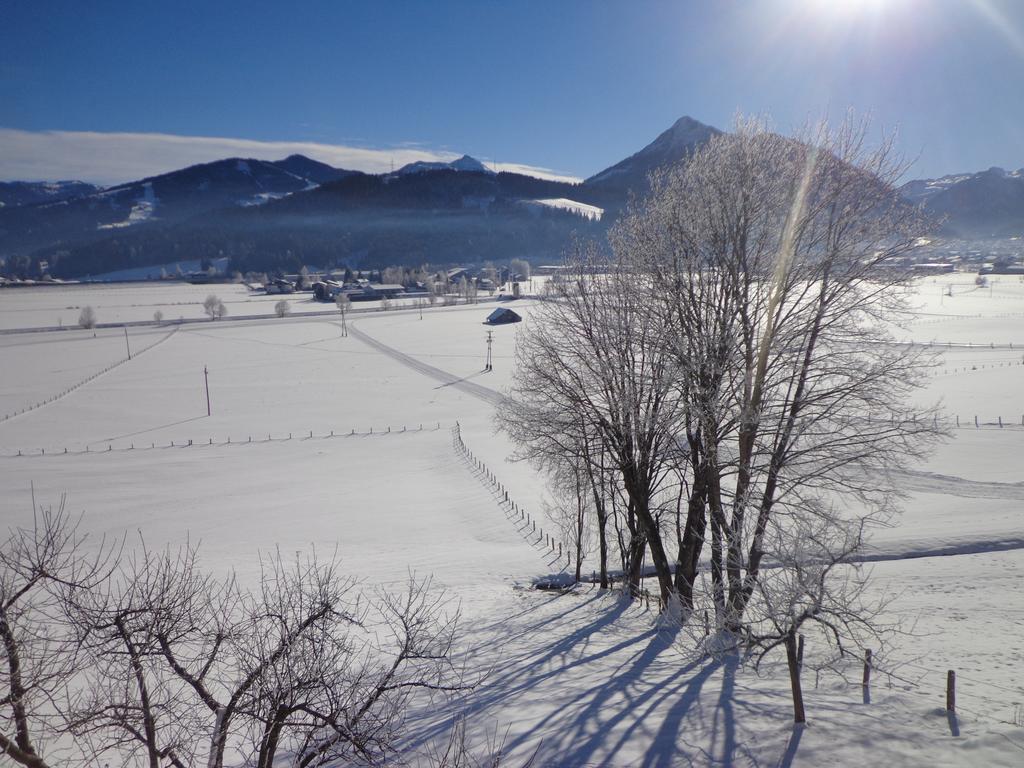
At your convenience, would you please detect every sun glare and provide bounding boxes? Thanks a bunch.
[802,0,897,21]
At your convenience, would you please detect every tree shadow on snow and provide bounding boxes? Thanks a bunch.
[406,594,743,767]
[406,593,809,767]
[778,723,805,768]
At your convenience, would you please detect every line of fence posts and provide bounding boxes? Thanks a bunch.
[1,327,177,423]
[451,422,571,572]
[781,638,963,731]
[8,421,444,459]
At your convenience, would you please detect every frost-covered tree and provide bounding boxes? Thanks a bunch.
[502,116,944,629]
[615,115,944,625]
[509,258,531,283]
[498,245,683,601]
[273,300,289,318]
[78,305,97,329]
[203,295,227,321]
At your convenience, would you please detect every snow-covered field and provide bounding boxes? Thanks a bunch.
[1,275,1023,765]
[0,281,444,330]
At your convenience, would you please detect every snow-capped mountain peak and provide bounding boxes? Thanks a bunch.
[394,154,495,176]
[584,115,721,195]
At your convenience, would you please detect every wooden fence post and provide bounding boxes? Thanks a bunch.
[947,670,956,713]
[863,648,872,689]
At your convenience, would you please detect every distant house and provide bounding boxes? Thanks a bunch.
[446,267,469,284]
[312,280,344,301]
[484,308,522,325]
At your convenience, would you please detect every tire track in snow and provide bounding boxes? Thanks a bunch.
[345,320,507,406]
[856,537,1024,563]
[886,469,1024,500]
[348,321,1024,565]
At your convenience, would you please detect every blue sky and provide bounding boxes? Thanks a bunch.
[1,0,1022,183]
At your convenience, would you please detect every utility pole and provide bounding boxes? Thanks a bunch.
[124,326,131,360]
[485,330,493,372]
[204,366,211,416]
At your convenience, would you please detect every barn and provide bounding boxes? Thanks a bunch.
[484,308,522,325]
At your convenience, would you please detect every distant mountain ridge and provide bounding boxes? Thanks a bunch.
[3,116,1021,279]
[0,155,365,266]
[0,180,101,208]
[900,167,1024,237]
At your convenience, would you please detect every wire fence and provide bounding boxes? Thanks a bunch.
[451,422,571,576]
[867,655,1024,731]
[0,327,179,424]
[790,642,1024,734]
[0,421,443,459]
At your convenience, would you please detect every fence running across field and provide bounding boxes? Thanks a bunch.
[0,327,179,425]
[0,422,443,459]
[451,422,571,574]
[817,647,1024,737]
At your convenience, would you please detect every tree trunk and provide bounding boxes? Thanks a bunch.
[709,500,726,619]
[785,628,806,724]
[256,708,288,768]
[625,531,647,597]
[676,489,707,611]
[574,481,584,582]
[0,613,36,759]
[117,618,160,768]
[596,503,608,588]
[585,456,610,589]
[621,470,676,606]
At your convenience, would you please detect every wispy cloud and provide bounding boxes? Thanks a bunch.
[0,128,582,186]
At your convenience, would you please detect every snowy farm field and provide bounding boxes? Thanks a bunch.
[1,278,1024,765]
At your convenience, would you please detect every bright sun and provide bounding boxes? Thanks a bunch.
[802,0,895,20]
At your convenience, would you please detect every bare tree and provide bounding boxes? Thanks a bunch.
[153,310,164,325]
[203,295,227,321]
[273,300,290,319]
[614,116,944,630]
[282,575,466,768]
[0,499,117,768]
[543,461,591,584]
[64,546,201,768]
[78,306,96,329]
[498,245,684,603]
[742,513,895,723]
[503,115,944,635]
